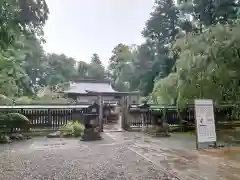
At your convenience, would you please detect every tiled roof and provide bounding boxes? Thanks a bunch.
[64,81,117,94]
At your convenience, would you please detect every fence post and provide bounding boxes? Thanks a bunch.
[48,109,52,129]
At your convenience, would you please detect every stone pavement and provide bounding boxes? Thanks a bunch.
[105,131,240,180]
[1,132,240,179]
[0,134,178,180]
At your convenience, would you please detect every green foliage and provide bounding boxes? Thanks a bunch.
[107,44,135,91]
[32,96,72,104]
[178,22,240,108]
[0,94,14,105]
[106,0,180,95]
[15,96,33,104]
[91,53,102,65]
[88,63,105,80]
[1,0,240,111]
[0,113,29,130]
[151,19,240,109]
[0,0,49,49]
[178,0,240,27]
[146,0,240,108]
[151,73,178,105]
[0,1,49,97]
[77,61,89,78]
[0,134,10,144]
[71,122,84,137]
[61,121,84,137]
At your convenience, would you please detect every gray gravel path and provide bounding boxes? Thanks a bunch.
[0,136,178,180]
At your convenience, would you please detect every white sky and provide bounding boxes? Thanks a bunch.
[43,0,154,66]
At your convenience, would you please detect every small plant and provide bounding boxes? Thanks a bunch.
[60,121,84,137]
[0,134,10,144]
[71,121,84,137]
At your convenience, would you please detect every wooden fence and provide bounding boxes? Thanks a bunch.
[127,104,236,129]
[0,105,90,130]
[0,103,236,130]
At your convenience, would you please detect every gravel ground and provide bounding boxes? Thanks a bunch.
[0,140,178,180]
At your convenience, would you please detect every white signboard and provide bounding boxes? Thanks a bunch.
[194,99,216,143]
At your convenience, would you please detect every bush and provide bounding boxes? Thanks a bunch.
[0,134,11,143]
[15,96,33,104]
[0,94,14,105]
[0,113,29,131]
[72,122,84,137]
[61,121,84,137]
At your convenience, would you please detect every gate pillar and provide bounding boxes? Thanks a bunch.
[98,95,103,132]
[120,96,130,130]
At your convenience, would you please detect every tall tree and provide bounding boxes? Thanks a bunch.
[107,44,134,91]
[91,53,102,65]
[108,44,133,82]
[0,0,49,97]
[36,53,78,87]
[88,54,105,80]
[134,0,179,96]
[77,61,89,78]
[22,36,47,88]
[0,0,49,50]
[177,0,240,32]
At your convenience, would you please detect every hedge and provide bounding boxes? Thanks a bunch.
[0,113,29,131]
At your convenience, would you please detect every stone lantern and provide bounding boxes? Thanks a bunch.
[81,103,102,141]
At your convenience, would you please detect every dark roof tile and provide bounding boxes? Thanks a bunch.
[64,82,116,94]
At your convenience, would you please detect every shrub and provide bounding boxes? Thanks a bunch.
[0,134,10,143]
[61,121,84,137]
[0,113,29,131]
[0,94,14,105]
[71,122,84,137]
[15,96,33,104]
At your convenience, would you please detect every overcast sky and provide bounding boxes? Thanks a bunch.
[43,0,154,66]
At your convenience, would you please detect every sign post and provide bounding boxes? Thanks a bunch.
[194,99,217,150]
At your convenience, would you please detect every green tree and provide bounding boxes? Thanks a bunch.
[0,1,49,97]
[91,53,102,65]
[132,0,179,96]
[77,61,89,78]
[131,42,156,96]
[87,64,105,80]
[88,54,105,80]
[43,53,78,85]
[162,22,240,108]
[107,44,134,91]
[177,0,240,32]
[0,0,49,49]
[21,36,48,92]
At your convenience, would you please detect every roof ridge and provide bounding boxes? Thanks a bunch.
[73,79,110,84]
